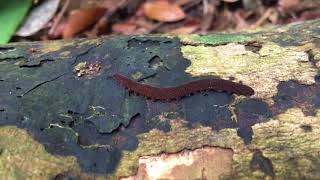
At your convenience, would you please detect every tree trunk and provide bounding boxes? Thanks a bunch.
[0,19,320,179]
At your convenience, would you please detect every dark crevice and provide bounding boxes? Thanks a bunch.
[0,46,15,52]
[0,56,28,62]
[250,149,275,177]
[163,41,173,44]
[148,56,163,68]
[245,42,263,53]
[19,59,55,68]
[300,124,312,132]
[128,113,141,126]
[306,49,317,68]
[164,66,170,71]
[0,47,27,61]
[67,110,85,116]
[68,121,75,128]
[66,110,84,128]
[53,171,79,180]
[237,126,253,144]
[137,73,157,82]
[107,113,141,134]
[147,56,171,71]
[128,91,137,97]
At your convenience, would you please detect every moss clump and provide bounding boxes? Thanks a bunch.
[179,34,252,46]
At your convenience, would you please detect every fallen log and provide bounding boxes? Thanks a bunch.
[0,19,320,179]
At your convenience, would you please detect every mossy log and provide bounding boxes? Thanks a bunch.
[0,19,320,179]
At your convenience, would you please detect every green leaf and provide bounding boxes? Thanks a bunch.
[0,0,32,44]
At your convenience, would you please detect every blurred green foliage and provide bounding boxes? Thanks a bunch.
[0,0,32,44]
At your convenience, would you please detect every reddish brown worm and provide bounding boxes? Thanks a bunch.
[113,73,254,101]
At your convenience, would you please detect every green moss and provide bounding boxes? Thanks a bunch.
[179,34,252,46]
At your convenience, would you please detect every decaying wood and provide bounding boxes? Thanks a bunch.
[0,19,320,179]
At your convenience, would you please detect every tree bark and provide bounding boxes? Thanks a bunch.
[0,19,320,179]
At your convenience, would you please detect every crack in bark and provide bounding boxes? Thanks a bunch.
[0,47,15,51]
[19,58,55,68]
[137,73,157,82]
[306,49,318,69]
[18,72,69,97]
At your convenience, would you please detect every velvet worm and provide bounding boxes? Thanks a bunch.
[113,73,254,101]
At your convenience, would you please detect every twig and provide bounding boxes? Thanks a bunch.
[49,0,70,36]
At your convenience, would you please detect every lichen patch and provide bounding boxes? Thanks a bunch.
[113,108,320,179]
[246,108,320,179]
[0,126,82,179]
[182,42,317,100]
[74,61,102,78]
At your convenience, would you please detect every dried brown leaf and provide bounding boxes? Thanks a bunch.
[62,8,106,39]
[143,0,186,22]
[279,0,300,10]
